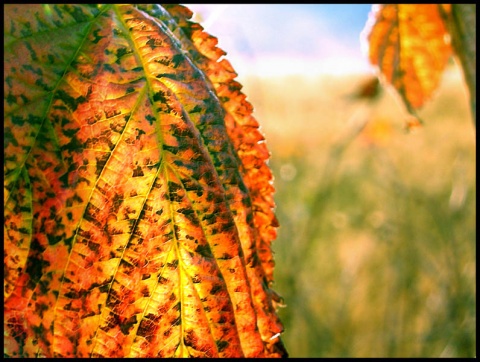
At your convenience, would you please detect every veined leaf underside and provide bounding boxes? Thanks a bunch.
[4,4,285,358]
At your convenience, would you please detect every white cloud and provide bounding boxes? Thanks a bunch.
[184,4,373,76]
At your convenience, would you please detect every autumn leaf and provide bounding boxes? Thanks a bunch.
[363,4,453,116]
[4,4,286,358]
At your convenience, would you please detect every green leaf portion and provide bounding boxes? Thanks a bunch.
[4,4,105,199]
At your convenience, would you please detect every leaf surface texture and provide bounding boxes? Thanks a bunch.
[4,4,285,358]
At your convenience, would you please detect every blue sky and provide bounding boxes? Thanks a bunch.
[184,4,375,76]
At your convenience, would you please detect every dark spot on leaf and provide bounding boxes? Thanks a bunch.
[5,75,14,86]
[6,93,16,105]
[95,154,109,175]
[63,4,93,22]
[25,250,48,287]
[202,213,216,225]
[142,274,151,280]
[11,115,26,126]
[64,236,75,252]
[22,64,42,76]
[120,259,135,275]
[168,181,182,193]
[62,128,78,138]
[4,128,19,147]
[146,37,162,49]
[105,108,120,119]
[103,63,115,73]
[153,91,167,103]
[64,289,83,299]
[24,41,37,61]
[20,94,29,104]
[100,312,119,332]
[137,319,156,338]
[171,316,181,326]
[163,144,178,154]
[145,114,156,125]
[47,53,55,64]
[91,29,103,44]
[177,207,198,224]
[85,203,101,221]
[56,90,83,112]
[141,286,150,297]
[115,47,130,64]
[216,340,229,352]
[81,311,96,319]
[136,128,146,137]
[210,284,223,295]
[47,234,63,246]
[156,73,177,80]
[120,315,137,335]
[63,301,78,312]
[35,78,50,91]
[106,290,121,308]
[219,253,233,260]
[132,165,144,177]
[184,330,198,347]
[64,134,84,154]
[167,260,178,270]
[171,53,184,68]
[18,227,30,234]
[195,244,213,258]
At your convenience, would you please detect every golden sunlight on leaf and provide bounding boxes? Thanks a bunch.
[364,4,453,115]
[4,4,285,358]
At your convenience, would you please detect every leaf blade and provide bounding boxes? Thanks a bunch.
[158,4,286,356]
[4,4,285,358]
[364,4,453,114]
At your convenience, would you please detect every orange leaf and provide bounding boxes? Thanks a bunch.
[364,4,453,113]
[4,4,286,358]
[159,4,286,356]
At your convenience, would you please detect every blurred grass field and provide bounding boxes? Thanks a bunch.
[241,65,476,357]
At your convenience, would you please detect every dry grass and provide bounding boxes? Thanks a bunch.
[240,65,476,357]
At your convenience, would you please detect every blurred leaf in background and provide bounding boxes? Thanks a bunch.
[272,4,476,356]
[188,4,476,357]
